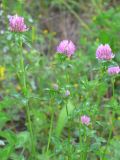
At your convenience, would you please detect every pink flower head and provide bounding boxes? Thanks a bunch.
[96,44,114,60]
[81,115,90,126]
[57,40,76,57]
[9,14,28,32]
[108,66,120,75]
[65,90,70,97]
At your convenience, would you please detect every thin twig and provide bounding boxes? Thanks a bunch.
[63,1,90,31]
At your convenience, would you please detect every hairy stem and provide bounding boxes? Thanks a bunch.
[102,78,115,160]
[19,38,36,159]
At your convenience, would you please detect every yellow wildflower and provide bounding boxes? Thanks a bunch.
[43,29,48,34]
[52,32,56,36]
[0,66,5,80]
[74,83,79,88]
[16,85,21,91]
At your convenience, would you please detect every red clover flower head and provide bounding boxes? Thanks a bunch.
[108,66,120,75]
[81,115,90,126]
[57,40,76,57]
[96,44,114,60]
[9,14,28,32]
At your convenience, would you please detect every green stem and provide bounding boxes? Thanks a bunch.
[66,102,71,158]
[65,64,71,159]
[19,38,36,159]
[20,44,27,96]
[102,78,115,160]
[66,102,69,116]
[101,114,114,160]
[26,101,36,158]
[112,78,115,97]
[83,127,87,160]
[79,119,83,159]
[46,110,54,154]
[91,0,103,14]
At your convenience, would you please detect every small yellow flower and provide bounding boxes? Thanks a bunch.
[43,29,48,34]
[0,66,5,80]
[16,85,21,91]
[74,83,79,88]
[52,32,56,36]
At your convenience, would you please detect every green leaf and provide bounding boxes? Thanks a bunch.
[55,101,74,137]
[0,131,16,160]
[0,112,10,129]
[16,131,30,148]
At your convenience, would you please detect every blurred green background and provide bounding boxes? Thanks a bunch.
[0,0,120,160]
